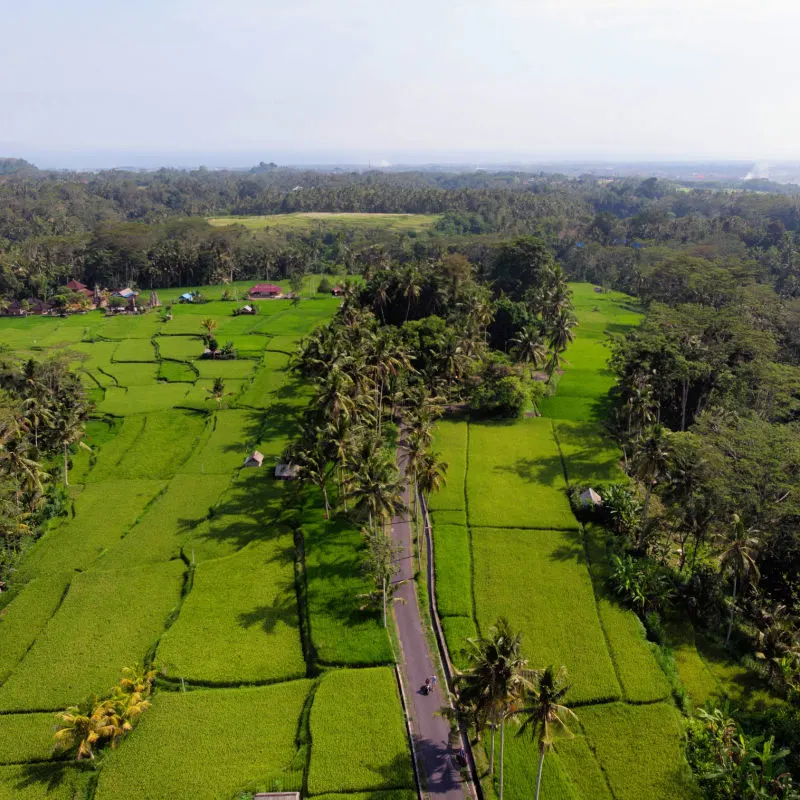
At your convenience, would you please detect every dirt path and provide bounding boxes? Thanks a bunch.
[391,470,470,800]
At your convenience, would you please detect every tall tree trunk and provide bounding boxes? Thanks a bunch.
[499,717,505,800]
[321,482,330,519]
[681,377,689,432]
[63,442,69,487]
[638,483,653,547]
[489,721,496,775]
[382,575,387,629]
[726,574,738,646]
[535,742,546,800]
[339,466,348,512]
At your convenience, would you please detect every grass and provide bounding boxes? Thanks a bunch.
[0,562,185,712]
[101,411,207,480]
[312,793,417,800]
[19,480,166,577]
[429,419,468,512]
[303,510,393,666]
[98,384,190,415]
[96,474,231,569]
[307,668,414,795]
[179,410,263,475]
[431,509,468,527]
[596,598,672,703]
[555,733,614,800]
[103,363,159,386]
[155,335,204,360]
[578,702,700,800]
[498,729,581,800]
[432,524,472,618]
[0,576,71,684]
[208,212,439,232]
[157,539,306,685]
[467,419,577,531]
[158,360,197,382]
[112,337,155,362]
[441,615,478,672]
[0,713,59,764]
[94,681,312,800]
[194,358,256,380]
[553,420,624,487]
[0,763,91,799]
[238,351,290,408]
[471,527,621,704]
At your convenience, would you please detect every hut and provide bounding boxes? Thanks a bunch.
[248,283,282,299]
[235,304,256,315]
[331,285,344,297]
[275,462,299,480]
[243,450,265,468]
[179,292,194,304]
[579,487,603,507]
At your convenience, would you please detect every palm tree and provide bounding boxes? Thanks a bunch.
[417,450,448,509]
[295,444,333,519]
[548,308,577,357]
[53,696,108,760]
[349,450,405,536]
[403,432,426,570]
[512,324,548,378]
[55,401,88,487]
[721,514,760,646]
[455,618,532,798]
[205,377,232,409]
[201,318,218,339]
[401,266,422,322]
[631,423,671,545]
[23,394,54,452]
[361,527,403,628]
[516,665,577,800]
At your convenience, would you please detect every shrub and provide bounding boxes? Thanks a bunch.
[469,374,528,418]
[317,277,333,294]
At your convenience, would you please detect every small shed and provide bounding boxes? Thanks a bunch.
[254,794,300,800]
[244,450,265,468]
[237,304,255,314]
[275,462,299,480]
[249,283,282,298]
[331,285,344,297]
[579,487,603,507]
[179,292,194,303]
[593,286,604,294]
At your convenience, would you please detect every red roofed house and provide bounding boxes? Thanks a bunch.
[248,283,282,299]
[331,285,344,297]
[66,279,94,299]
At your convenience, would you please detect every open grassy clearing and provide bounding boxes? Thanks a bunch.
[0,712,60,765]
[157,360,197,382]
[0,562,185,712]
[471,527,621,704]
[179,409,263,475]
[307,668,414,795]
[0,763,90,799]
[0,576,71,683]
[441,615,478,672]
[467,419,577,530]
[208,212,438,232]
[157,538,306,685]
[98,383,191,414]
[94,681,312,800]
[18,479,166,578]
[432,524,473,618]
[553,420,624,487]
[155,334,204,360]
[303,506,394,666]
[112,337,155,362]
[500,731,582,800]
[194,358,256,380]
[428,419,468,512]
[97,474,230,568]
[578,702,700,800]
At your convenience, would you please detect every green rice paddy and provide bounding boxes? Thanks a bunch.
[0,280,410,797]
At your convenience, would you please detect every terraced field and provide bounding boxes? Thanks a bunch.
[431,285,699,799]
[0,280,412,798]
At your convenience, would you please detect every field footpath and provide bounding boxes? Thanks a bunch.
[391,449,473,800]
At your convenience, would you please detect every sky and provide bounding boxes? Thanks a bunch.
[1,0,798,168]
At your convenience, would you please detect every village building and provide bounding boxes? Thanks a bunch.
[248,283,282,299]
[579,487,603,507]
[331,285,344,297]
[243,450,265,468]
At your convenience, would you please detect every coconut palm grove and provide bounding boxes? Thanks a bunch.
[1,166,800,799]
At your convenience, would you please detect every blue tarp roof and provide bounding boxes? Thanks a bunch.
[180,293,193,300]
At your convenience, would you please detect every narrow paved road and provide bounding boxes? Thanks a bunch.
[391,473,468,800]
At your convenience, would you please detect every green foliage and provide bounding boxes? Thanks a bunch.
[179,410,263,475]
[441,615,478,672]
[157,539,306,684]
[157,360,196,382]
[98,384,191,415]
[554,420,624,486]
[94,681,312,800]
[0,763,91,799]
[112,338,155,362]
[317,276,333,294]
[0,562,184,712]
[155,336,204,360]
[469,371,528,418]
[428,419,467,512]
[307,668,414,795]
[471,527,621,704]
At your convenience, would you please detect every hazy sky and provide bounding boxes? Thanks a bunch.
[2,0,798,165]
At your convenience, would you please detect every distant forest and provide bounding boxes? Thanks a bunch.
[2,159,800,302]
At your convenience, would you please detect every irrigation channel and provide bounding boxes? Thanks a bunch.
[391,448,478,800]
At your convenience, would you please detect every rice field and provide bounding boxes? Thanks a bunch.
[207,212,439,232]
[0,280,407,797]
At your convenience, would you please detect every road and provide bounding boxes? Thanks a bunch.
[391,474,469,800]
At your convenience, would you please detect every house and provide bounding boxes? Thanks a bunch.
[243,450,265,468]
[275,462,299,480]
[66,279,94,299]
[248,283,282,299]
[112,288,138,300]
[579,488,603,507]
[331,285,344,297]
[179,292,194,304]
[27,298,52,315]
[2,300,26,317]
[235,304,255,315]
